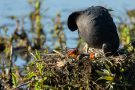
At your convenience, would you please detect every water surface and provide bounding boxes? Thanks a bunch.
[0,0,135,66]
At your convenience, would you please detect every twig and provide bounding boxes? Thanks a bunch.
[92,81,105,90]
[53,49,65,57]
[13,81,31,90]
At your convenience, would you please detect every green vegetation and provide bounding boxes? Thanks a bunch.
[0,0,135,90]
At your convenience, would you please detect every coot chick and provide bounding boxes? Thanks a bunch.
[67,6,119,56]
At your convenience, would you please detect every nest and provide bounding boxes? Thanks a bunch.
[28,48,135,90]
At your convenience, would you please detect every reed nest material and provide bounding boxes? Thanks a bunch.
[28,49,135,90]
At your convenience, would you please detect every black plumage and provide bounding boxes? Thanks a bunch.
[67,6,119,56]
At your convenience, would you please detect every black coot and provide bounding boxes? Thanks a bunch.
[67,6,119,56]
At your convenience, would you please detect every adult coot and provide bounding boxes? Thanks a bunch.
[67,6,119,56]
